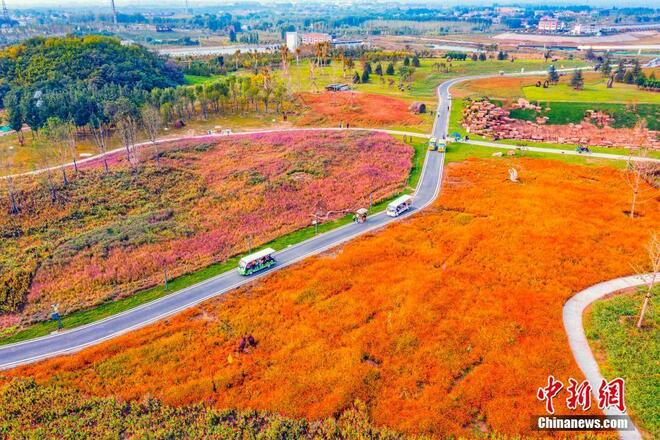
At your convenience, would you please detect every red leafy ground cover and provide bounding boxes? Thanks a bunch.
[0,131,412,328]
[296,92,424,128]
[5,158,658,437]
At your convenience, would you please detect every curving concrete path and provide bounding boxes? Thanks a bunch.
[563,273,656,440]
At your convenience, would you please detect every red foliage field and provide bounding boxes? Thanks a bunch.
[5,158,658,437]
[1,131,412,328]
[296,92,424,128]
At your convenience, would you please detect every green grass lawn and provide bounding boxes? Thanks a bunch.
[0,136,428,345]
[524,82,660,104]
[446,142,629,169]
[184,74,224,85]
[518,102,659,131]
[262,58,588,101]
[411,58,588,99]
[584,288,659,438]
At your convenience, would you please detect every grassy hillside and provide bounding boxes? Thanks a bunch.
[0,378,413,439]
[523,82,660,104]
[0,131,412,332]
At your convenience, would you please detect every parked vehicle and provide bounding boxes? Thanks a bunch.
[238,248,276,275]
[386,195,413,217]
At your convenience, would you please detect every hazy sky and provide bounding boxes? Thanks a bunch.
[7,0,655,8]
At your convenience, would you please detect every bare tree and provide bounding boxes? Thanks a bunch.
[115,114,138,168]
[37,149,58,204]
[234,49,241,70]
[624,146,648,219]
[140,105,163,166]
[0,147,19,215]
[90,117,110,174]
[636,233,659,329]
[62,120,79,174]
[41,117,70,186]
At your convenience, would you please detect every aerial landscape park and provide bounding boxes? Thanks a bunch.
[0,1,658,439]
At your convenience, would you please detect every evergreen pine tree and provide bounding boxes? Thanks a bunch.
[631,59,642,81]
[614,61,626,82]
[361,69,370,83]
[547,65,559,84]
[623,69,634,84]
[570,69,584,90]
[600,58,611,77]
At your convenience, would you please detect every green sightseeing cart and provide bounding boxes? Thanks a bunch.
[238,248,277,276]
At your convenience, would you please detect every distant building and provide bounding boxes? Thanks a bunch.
[301,32,332,46]
[332,39,369,49]
[285,31,332,51]
[496,7,521,16]
[285,31,299,51]
[538,16,561,32]
[571,23,601,35]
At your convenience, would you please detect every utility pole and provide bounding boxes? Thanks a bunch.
[110,0,117,25]
[2,0,9,23]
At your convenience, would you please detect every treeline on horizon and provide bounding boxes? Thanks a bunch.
[0,35,433,144]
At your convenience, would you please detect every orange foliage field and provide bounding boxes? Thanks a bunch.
[452,75,543,100]
[296,92,424,128]
[5,158,658,437]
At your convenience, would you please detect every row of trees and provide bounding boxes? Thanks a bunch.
[600,58,657,89]
[548,58,657,91]
[350,59,417,88]
[2,70,294,211]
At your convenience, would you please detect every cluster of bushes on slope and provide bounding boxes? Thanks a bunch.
[0,378,412,439]
[0,131,411,330]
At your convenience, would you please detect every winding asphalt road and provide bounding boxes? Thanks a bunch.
[0,101,452,370]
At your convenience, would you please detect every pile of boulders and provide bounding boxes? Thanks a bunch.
[462,99,660,150]
[584,110,615,127]
[511,98,542,112]
[462,99,517,139]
